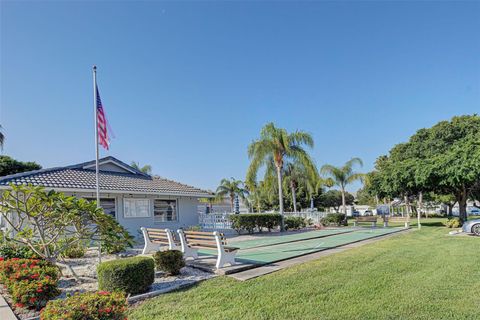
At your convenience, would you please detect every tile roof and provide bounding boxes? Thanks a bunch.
[0,157,213,197]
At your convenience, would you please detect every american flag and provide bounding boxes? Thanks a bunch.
[96,85,110,150]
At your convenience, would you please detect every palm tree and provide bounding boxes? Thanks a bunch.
[215,178,248,213]
[247,123,316,230]
[283,161,317,213]
[130,161,152,175]
[321,158,364,216]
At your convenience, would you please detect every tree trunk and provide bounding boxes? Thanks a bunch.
[276,166,285,231]
[457,187,468,222]
[310,196,314,211]
[341,188,346,215]
[447,203,454,216]
[417,192,422,229]
[291,182,297,213]
[404,195,409,218]
[230,195,235,213]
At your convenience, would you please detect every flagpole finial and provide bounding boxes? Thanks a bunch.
[93,65,97,71]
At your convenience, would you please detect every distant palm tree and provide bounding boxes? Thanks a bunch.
[247,123,316,230]
[321,158,364,215]
[0,125,4,150]
[215,178,248,213]
[283,161,317,213]
[130,161,152,175]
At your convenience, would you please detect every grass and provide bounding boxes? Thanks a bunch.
[129,219,480,320]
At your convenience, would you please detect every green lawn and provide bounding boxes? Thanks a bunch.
[129,219,480,320]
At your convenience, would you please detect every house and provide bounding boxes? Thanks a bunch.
[0,156,213,238]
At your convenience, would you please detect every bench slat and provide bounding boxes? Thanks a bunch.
[185,234,216,240]
[184,231,214,235]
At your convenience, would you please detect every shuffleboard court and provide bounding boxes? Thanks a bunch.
[198,227,404,265]
[228,228,357,250]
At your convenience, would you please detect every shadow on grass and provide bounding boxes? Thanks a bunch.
[418,221,445,227]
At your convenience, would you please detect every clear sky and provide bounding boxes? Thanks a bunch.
[1,1,479,192]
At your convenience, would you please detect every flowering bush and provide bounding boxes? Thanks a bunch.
[11,277,60,309]
[0,258,59,286]
[40,291,128,320]
[0,258,60,310]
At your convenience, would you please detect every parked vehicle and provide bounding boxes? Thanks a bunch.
[468,207,480,215]
[364,210,373,216]
[462,219,480,236]
[352,211,360,217]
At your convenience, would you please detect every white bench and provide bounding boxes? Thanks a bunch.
[177,229,239,269]
[141,227,179,254]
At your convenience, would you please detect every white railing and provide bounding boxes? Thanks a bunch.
[283,211,327,226]
[199,213,233,232]
[199,211,328,231]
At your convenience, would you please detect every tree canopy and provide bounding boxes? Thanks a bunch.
[0,155,41,177]
[366,115,480,221]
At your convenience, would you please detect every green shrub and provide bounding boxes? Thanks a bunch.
[186,225,202,232]
[59,239,87,259]
[154,250,185,275]
[97,256,154,295]
[230,214,282,234]
[0,243,39,259]
[320,213,346,227]
[40,291,127,320]
[445,218,462,228]
[284,216,307,230]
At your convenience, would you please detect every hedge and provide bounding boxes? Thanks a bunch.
[320,213,346,226]
[40,291,127,320]
[229,214,282,234]
[284,216,307,230]
[97,256,154,295]
[154,250,185,275]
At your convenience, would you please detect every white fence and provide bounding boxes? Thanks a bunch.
[199,213,233,232]
[283,211,327,226]
[199,211,328,232]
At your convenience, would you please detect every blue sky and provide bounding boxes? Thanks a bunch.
[1,1,479,192]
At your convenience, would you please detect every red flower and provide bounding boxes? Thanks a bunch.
[15,302,24,308]
[0,257,4,261]
[98,291,110,295]
[37,288,43,293]
[29,297,37,303]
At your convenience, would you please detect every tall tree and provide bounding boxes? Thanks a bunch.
[321,158,364,216]
[0,156,41,177]
[247,123,315,230]
[369,115,480,222]
[215,178,248,213]
[283,161,318,212]
[130,161,152,175]
[319,190,355,213]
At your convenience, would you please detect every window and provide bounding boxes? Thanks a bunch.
[154,199,177,223]
[85,198,116,218]
[124,198,150,218]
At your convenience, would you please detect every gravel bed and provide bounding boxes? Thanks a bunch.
[1,250,214,320]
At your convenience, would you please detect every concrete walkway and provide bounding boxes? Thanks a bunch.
[0,295,16,320]
[228,228,411,281]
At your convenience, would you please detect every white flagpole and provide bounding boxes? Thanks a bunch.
[93,65,102,263]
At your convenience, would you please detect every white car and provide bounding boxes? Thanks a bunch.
[462,219,480,236]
